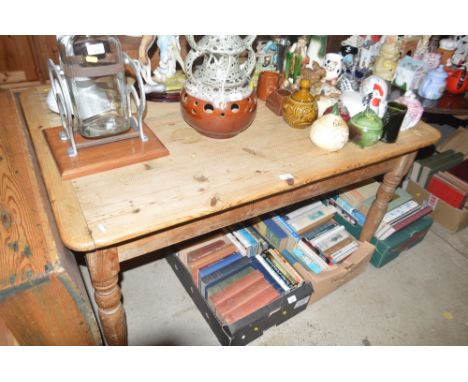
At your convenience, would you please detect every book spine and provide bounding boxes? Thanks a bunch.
[264,250,297,286]
[254,255,290,292]
[300,239,329,268]
[382,200,419,224]
[197,252,242,281]
[187,239,227,264]
[215,279,270,317]
[285,201,324,220]
[303,221,337,241]
[292,244,322,274]
[335,197,366,225]
[310,225,345,246]
[328,198,358,226]
[225,232,247,257]
[329,242,359,263]
[209,271,264,307]
[380,206,432,240]
[267,249,303,285]
[222,286,280,325]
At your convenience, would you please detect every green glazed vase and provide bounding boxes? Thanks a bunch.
[349,107,383,148]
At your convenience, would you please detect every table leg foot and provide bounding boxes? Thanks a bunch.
[86,248,127,346]
[359,152,417,242]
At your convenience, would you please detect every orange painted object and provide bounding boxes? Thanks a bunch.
[180,90,257,139]
[256,71,279,101]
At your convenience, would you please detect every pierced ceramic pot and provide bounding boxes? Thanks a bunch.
[180,35,257,138]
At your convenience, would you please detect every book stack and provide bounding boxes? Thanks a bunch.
[327,181,432,240]
[427,158,468,209]
[248,200,360,274]
[409,149,464,188]
[178,232,306,325]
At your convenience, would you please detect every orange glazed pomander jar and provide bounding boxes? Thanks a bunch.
[180,35,257,139]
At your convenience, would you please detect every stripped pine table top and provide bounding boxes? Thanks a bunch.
[19,86,441,253]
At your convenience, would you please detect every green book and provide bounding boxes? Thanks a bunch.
[206,266,254,299]
[418,152,464,188]
[410,150,455,183]
[359,187,413,215]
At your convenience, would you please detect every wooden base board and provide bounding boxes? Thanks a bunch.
[43,123,169,180]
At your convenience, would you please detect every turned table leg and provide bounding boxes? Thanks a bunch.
[360,152,417,242]
[86,248,127,346]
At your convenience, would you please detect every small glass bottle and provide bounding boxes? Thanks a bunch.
[58,35,130,138]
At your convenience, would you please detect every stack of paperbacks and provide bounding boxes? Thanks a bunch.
[332,180,432,240]
[250,201,360,274]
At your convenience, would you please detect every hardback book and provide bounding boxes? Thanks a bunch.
[197,252,244,286]
[199,256,251,298]
[309,225,346,247]
[302,221,338,241]
[314,228,351,253]
[427,174,467,209]
[359,187,413,216]
[328,241,359,263]
[209,270,265,307]
[409,150,455,184]
[188,243,238,284]
[418,151,464,188]
[378,206,432,240]
[447,158,468,183]
[323,236,355,258]
[214,278,271,317]
[253,217,289,252]
[286,205,337,234]
[300,239,330,267]
[225,232,248,257]
[221,284,280,324]
[254,255,290,292]
[375,203,422,240]
[327,198,358,226]
[284,201,324,221]
[333,196,366,225]
[339,181,380,209]
[291,243,323,274]
[206,266,255,299]
[186,238,228,265]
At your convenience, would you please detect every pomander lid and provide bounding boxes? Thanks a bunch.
[291,79,316,103]
[350,107,382,132]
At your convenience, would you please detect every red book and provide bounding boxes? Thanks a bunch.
[222,285,280,325]
[209,270,264,307]
[215,278,271,317]
[187,239,227,264]
[189,244,237,284]
[447,158,468,183]
[427,174,467,208]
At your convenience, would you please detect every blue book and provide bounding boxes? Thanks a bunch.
[199,256,251,298]
[335,196,366,226]
[197,252,243,284]
[292,246,322,274]
[250,256,284,293]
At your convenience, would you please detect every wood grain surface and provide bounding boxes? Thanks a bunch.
[0,90,101,345]
[19,86,441,252]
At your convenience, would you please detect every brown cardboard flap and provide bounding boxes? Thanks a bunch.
[437,127,468,158]
[293,241,375,304]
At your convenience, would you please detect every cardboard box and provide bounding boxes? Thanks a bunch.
[407,180,468,232]
[334,214,433,268]
[291,241,374,304]
[167,253,313,346]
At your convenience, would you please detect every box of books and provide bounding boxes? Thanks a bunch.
[334,214,433,268]
[167,232,313,346]
[407,180,468,232]
[247,201,375,305]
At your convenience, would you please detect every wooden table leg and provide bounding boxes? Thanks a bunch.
[86,248,127,346]
[360,152,417,242]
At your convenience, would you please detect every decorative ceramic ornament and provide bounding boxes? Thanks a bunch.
[418,65,448,100]
[282,79,318,129]
[310,104,349,152]
[339,90,366,117]
[393,56,425,91]
[180,35,257,139]
[360,75,389,118]
[307,36,328,66]
[324,101,350,123]
[396,90,423,131]
[300,61,326,95]
[446,65,468,95]
[348,106,383,148]
[452,35,468,66]
[373,35,400,81]
[414,35,431,60]
[398,36,420,57]
[323,53,343,84]
[316,95,337,117]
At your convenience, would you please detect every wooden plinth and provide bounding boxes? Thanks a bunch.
[44,123,169,180]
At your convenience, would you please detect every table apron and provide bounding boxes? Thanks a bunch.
[116,155,407,263]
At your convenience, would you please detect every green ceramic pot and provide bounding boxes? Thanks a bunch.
[348,107,383,148]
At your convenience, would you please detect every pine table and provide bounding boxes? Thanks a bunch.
[18,86,441,345]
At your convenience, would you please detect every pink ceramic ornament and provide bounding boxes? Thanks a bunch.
[397,90,423,131]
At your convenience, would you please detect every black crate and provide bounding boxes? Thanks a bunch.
[167,253,314,346]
